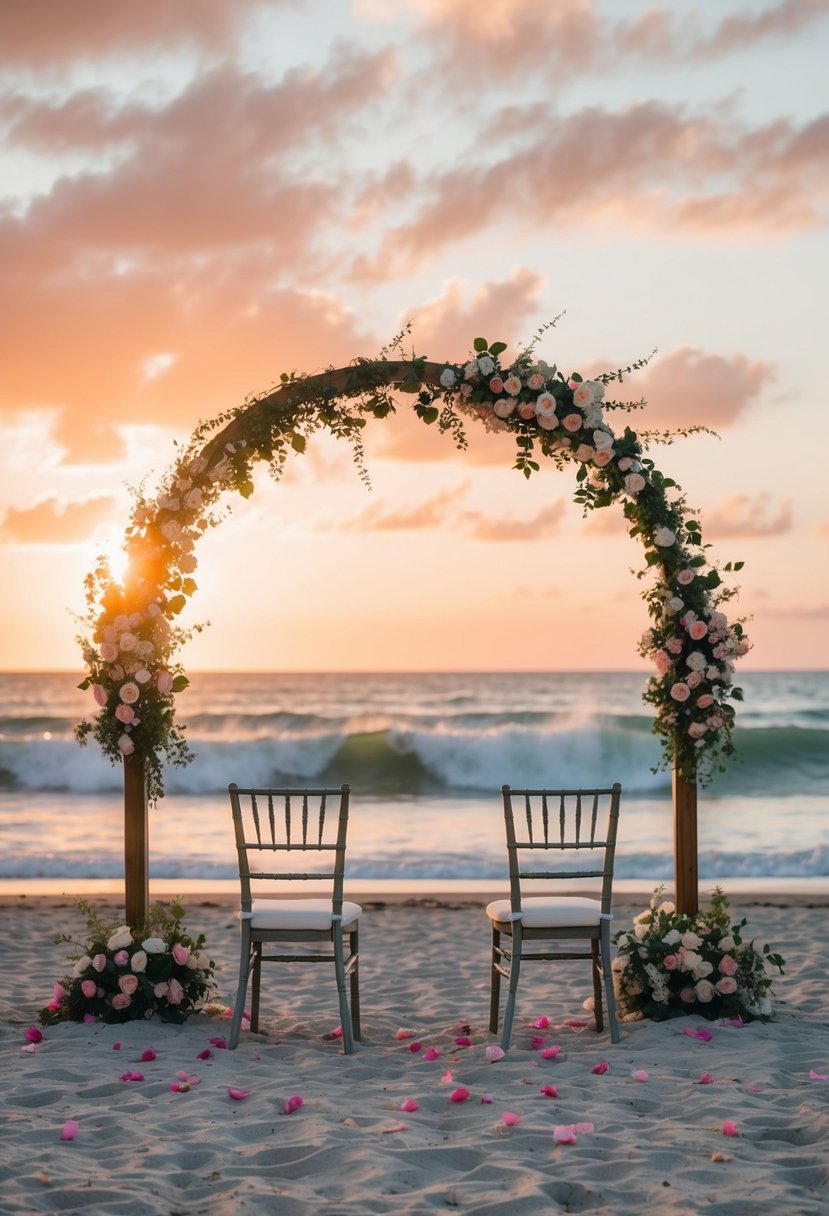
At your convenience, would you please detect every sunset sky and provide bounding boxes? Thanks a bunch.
[1,0,827,673]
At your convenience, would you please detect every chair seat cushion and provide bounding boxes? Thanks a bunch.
[243,898,362,931]
[486,895,606,928]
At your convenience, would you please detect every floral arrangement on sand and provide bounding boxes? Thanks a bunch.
[613,886,784,1023]
[39,900,215,1026]
[76,323,749,797]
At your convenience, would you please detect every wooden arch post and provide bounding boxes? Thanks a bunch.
[115,355,702,926]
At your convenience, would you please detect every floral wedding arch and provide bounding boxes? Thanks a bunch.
[76,326,750,922]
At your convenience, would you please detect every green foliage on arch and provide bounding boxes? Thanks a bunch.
[76,327,749,800]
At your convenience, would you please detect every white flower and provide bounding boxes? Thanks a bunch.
[653,527,676,547]
[439,367,457,388]
[157,494,180,512]
[666,597,684,613]
[624,473,646,494]
[183,488,203,510]
[658,901,676,915]
[662,929,682,946]
[463,360,479,381]
[476,355,495,376]
[131,951,148,973]
[686,651,707,672]
[682,949,703,971]
[535,392,558,418]
[573,380,603,408]
[117,733,135,755]
[141,937,168,954]
[107,926,133,951]
[592,428,614,451]
[161,520,182,542]
[692,959,714,979]
[719,936,735,952]
[681,931,702,949]
[72,954,93,977]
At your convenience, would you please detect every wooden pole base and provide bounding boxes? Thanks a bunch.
[124,755,149,928]
[673,768,699,916]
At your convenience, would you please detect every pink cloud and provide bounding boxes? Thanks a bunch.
[462,501,567,542]
[1,496,117,543]
[623,347,776,431]
[703,494,793,538]
[329,483,469,532]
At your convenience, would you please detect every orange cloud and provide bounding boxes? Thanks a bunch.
[462,501,566,542]
[1,495,117,543]
[330,482,469,532]
[703,494,793,538]
[623,347,775,431]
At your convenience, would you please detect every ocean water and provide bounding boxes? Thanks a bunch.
[1,671,827,883]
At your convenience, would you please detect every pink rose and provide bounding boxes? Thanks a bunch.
[686,671,702,689]
[99,642,118,662]
[670,682,691,702]
[696,694,714,709]
[695,980,715,1002]
[654,651,673,675]
[92,953,107,973]
[679,987,696,1003]
[517,401,537,419]
[488,376,505,394]
[574,443,595,462]
[718,954,738,976]
[115,704,135,724]
[119,682,140,705]
[663,954,678,970]
[677,569,696,586]
[81,979,97,998]
[562,413,583,432]
[665,636,684,655]
[154,982,169,998]
[113,949,129,967]
[179,553,198,574]
[119,973,139,995]
[688,722,707,739]
[503,375,522,395]
[118,734,135,756]
[111,993,132,1010]
[92,684,108,707]
[617,456,633,471]
[167,977,185,1006]
[707,715,724,730]
[715,976,737,995]
[528,372,545,390]
[593,449,613,466]
[688,621,708,641]
[119,632,137,652]
[156,671,174,694]
[537,411,559,430]
[494,397,517,418]
[172,943,190,966]
[624,473,646,493]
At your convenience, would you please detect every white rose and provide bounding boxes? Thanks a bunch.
[476,355,495,376]
[653,527,676,547]
[107,926,133,951]
[183,488,203,510]
[682,949,703,971]
[681,931,702,948]
[592,428,614,451]
[719,936,735,952]
[692,960,714,979]
[161,520,181,542]
[131,951,148,973]
[141,937,168,954]
[686,651,707,672]
[667,597,684,613]
[662,929,681,946]
[535,392,558,418]
[72,954,93,977]
[463,360,479,381]
[439,367,457,388]
[624,473,646,494]
[157,495,180,512]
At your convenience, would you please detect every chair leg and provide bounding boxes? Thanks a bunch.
[249,942,262,1034]
[333,925,354,1054]
[489,925,502,1035]
[349,927,361,1041]
[501,923,522,1051]
[600,920,620,1044]
[229,923,253,1050]
[592,940,604,1033]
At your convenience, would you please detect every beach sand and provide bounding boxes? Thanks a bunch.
[1,891,827,1215]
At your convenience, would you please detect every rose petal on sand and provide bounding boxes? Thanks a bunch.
[112,1042,122,1051]
[169,1083,187,1093]
[480,1095,493,1104]
[722,1121,740,1137]
[540,1084,558,1098]
[591,1062,610,1074]
[395,1028,416,1040]
[400,1099,420,1112]
[729,1017,744,1028]
[408,1042,423,1053]
[698,1072,714,1085]
[553,1125,577,1144]
[454,1036,473,1047]
[441,1069,454,1083]
[502,1111,520,1126]
[59,1120,79,1141]
[381,1122,409,1134]
[227,1088,250,1101]
[21,1044,38,1054]
[574,1122,595,1134]
[564,1020,588,1029]
[711,1151,732,1162]
[422,1047,441,1061]
[120,1071,143,1082]
[809,1070,829,1080]
[196,1048,213,1060]
[530,1036,546,1049]
[683,1027,713,1041]
[139,1049,157,1062]
[449,1087,470,1103]
[533,1016,550,1029]
[540,1046,562,1060]
[209,1036,228,1049]
[485,1046,505,1063]
[631,1069,649,1082]
[283,1095,304,1114]
[24,1027,43,1044]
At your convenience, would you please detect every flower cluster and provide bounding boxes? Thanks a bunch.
[76,326,750,795]
[613,887,784,1023]
[39,901,215,1026]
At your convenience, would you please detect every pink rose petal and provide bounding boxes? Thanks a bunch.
[746,1083,762,1092]
[112,1042,122,1051]
[722,1120,740,1137]
[196,1048,213,1060]
[441,1069,454,1084]
[553,1124,577,1144]
[59,1120,79,1141]
[540,1045,562,1060]
[683,1027,713,1042]
[24,1027,43,1044]
[573,1121,595,1134]
[454,1036,473,1047]
[540,1084,558,1098]
[449,1087,470,1103]
[591,1061,610,1074]
[697,1072,714,1085]
[729,1017,744,1028]
[408,1042,423,1053]
[283,1095,304,1115]
[395,1028,416,1040]
[530,1035,546,1049]
[502,1111,520,1126]
[82,1014,97,1024]
[422,1047,441,1061]
[400,1099,420,1112]
[119,1071,143,1082]
[139,1049,157,1062]
[809,1070,829,1080]
[532,1016,550,1029]
[631,1069,649,1082]
[564,1020,588,1029]
[227,1087,250,1101]
[21,1044,38,1054]
[208,1036,228,1049]
[381,1122,409,1134]
[479,1095,493,1104]
[330,1027,343,1039]
[485,1046,505,1063]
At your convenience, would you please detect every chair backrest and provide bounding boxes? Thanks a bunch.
[228,784,351,915]
[501,783,622,916]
